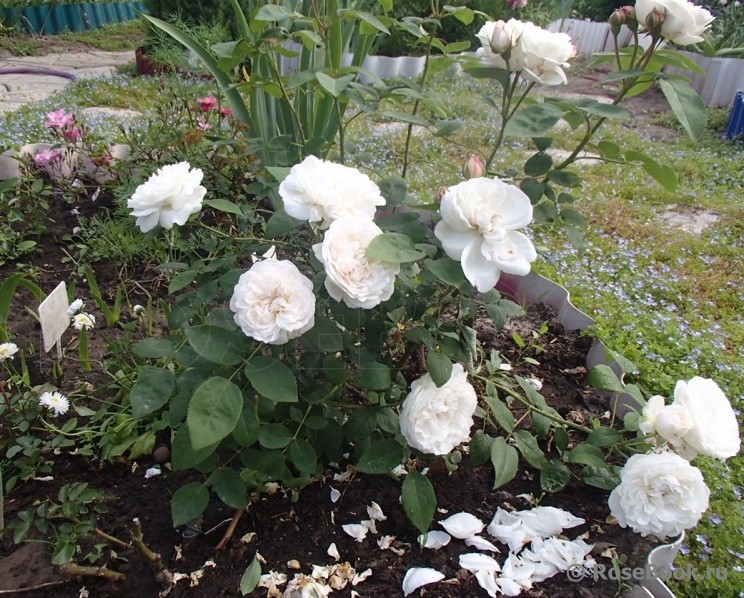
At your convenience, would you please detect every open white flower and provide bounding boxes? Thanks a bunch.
[0,342,19,361]
[72,313,96,330]
[511,22,574,86]
[476,19,574,86]
[279,156,385,228]
[439,512,485,539]
[313,218,399,309]
[128,162,206,232]
[399,364,478,455]
[608,451,709,538]
[672,377,740,460]
[38,391,70,416]
[230,259,315,345]
[66,298,84,316]
[434,178,536,292]
[636,0,714,45]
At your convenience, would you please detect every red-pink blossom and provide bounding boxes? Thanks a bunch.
[63,127,82,141]
[220,107,234,116]
[34,148,63,166]
[197,95,218,112]
[45,109,75,129]
[197,117,212,131]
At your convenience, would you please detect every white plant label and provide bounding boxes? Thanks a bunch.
[39,282,69,354]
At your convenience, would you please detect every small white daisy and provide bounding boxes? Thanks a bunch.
[72,313,96,330]
[0,342,19,361]
[38,391,70,416]
[66,299,85,317]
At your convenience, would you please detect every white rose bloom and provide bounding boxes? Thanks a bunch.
[72,313,96,330]
[313,218,399,309]
[434,178,537,292]
[672,377,741,460]
[639,394,665,435]
[279,156,386,228]
[608,451,710,539]
[128,162,206,232]
[38,391,70,416]
[230,259,315,345]
[399,364,478,455]
[636,0,714,45]
[655,404,694,448]
[476,19,526,68]
[0,342,19,361]
[511,22,574,86]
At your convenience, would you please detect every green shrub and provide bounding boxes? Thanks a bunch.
[569,0,625,22]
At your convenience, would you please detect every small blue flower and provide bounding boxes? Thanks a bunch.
[679,544,690,555]
[734,486,742,499]
[709,515,722,525]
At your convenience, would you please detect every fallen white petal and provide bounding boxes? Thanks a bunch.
[392,464,408,476]
[342,523,369,542]
[258,571,288,588]
[367,502,387,522]
[351,568,372,586]
[475,569,500,598]
[327,543,341,562]
[418,531,451,550]
[239,532,256,545]
[440,512,485,539]
[330,488,341,503]
[144,467,161,479]
[402,568,444,597]
[465,536,500,553]
[377,536,395,550]
[312,564,334,580]
[286,559,300,569]
[459,553,501,573]
[361,519,377,534]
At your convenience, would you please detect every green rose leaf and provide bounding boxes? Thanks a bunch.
[172,424,218,471]
[582,465,622,490]
[244,356,298,403]
[355,362,391,390]
[208,467,247,510]
[587,364,624,392]
[288,439,317,473]
[514,430,547,470]
[258,424,293,449]
[185,325,249,366]
[504,103,566,137]
[357,438,406,474]
[426,350,452,388]
[424,258,467,287]
[401,471,437,534]
[240,554,262,596]
[566,444,607,468]
[470,430,494,467]
[587,427,622,447]
[130,367,174,421]
[491,437,518,489]
[658,78,706,142]
[172,482,209,527]
[378,177,407,208]
[366,233,426,263]
[483,395,515,433]
[187,377,243,451]
[540,459,571,493]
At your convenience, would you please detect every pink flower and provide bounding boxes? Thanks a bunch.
[197,117,212,131]
[62,127,82,141]
[507,0,528,8]
[34,148,62,166]
[91,154,112,167]
[45,109,75,129]
[220,107,234,117]
[197,96,218,112]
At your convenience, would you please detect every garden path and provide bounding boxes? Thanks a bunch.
[0,50,134,113]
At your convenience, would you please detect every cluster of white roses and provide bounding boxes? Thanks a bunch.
[609,376,741,539]
[635,0,714,46]
[476,19,576,86]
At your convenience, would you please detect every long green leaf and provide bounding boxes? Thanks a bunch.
[229,0,250,39]
[143,15,252,128]
[658,78,707,142]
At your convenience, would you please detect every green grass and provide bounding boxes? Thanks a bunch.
[0,19,146,56]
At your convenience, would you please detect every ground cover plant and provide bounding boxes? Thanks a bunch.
[1,1,743,597]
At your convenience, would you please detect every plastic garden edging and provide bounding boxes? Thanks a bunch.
[19,2,146,36]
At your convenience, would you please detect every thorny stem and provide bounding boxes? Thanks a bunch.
[60,563,126,581]
[132,518,164,572]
